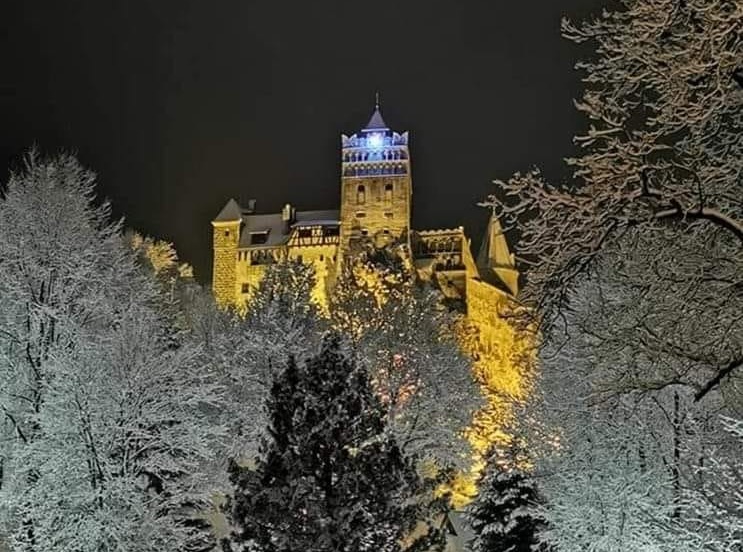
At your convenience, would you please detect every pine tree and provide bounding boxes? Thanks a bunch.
[466,445,549,552]
[223,333,446,552]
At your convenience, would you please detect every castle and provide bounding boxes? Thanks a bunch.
[211,102,519,321]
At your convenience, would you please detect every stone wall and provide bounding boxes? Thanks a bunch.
[231,243,340,311]
[339,175,411,254]
[211,220,240,307]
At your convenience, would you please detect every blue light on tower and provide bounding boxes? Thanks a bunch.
[367,132,383,149]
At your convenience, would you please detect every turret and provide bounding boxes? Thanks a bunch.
[211,198,243,307]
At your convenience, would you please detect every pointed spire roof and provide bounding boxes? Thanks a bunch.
[476,212,514,269]
[362,93,389,132]
[213,198,242,222]
[476,209,520,296]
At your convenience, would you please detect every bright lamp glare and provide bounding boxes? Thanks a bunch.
[368,133,383,148]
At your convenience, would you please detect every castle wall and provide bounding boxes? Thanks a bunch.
[286,244,338,310]
[232,243,339,311]
[340,175,411,253]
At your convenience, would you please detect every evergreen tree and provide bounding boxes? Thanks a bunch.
[466,445,549,552]
[223,333,446,552]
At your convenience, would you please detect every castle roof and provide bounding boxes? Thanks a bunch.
[238,208,340,249]
[475,268,516,296]
[476,214,512,268]
[362,105,389,132]
[213,198,242,222]
[476,212,519,296]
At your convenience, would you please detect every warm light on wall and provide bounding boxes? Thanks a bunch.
[445,302,538,508]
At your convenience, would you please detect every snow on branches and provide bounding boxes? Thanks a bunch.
[330,248,484,470]
[0,152,224,552]
[486,0,742,326]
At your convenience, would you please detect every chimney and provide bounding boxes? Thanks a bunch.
[281,203,294,234]
[246,199,257,213]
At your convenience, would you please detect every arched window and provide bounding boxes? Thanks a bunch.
[384,183,393,204]
[357,184,366,204]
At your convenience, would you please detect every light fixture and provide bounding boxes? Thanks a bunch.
[367,132,383,148]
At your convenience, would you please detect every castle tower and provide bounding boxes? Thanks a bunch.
[339,100,412,256]
[211,198,242,306]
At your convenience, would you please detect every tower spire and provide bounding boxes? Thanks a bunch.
[476,209,519,295]
[363,93,389,132]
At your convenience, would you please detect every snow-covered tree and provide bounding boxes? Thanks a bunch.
[0,152,224,552]
[186,260,324,464]
[243,259,323,380]
[682,416,743,550]
[222,333,446,552]
[126,230,197,320]
[466,444,550,552]
[477,3,742,547]
[486,0,742,400]
[330,247,484,470]
[525,235,741,551]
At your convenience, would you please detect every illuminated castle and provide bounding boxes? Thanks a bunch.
[211,101,519,315]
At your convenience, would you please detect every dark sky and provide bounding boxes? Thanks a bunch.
[1,0,604,283]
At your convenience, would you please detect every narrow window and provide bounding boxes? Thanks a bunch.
[241,283,250,294]
[357,184,366,205]
[384,183,393,204]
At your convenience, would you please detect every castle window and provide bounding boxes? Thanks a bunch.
[360,229,368,236]
[250,231,268,245]
[357,185,366,204]
[384,183,393,203]
[224,230,230,237]
[356,211,366,218]
[384,212,393,218]
[383,229,390,235]
[296,255,303,263]
[241,283,250,294]
[319,254,324,261]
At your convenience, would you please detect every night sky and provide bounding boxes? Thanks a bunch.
[1,1,605,283]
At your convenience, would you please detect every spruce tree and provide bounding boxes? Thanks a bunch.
[466,445,549,552]
[223,333,445,552]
